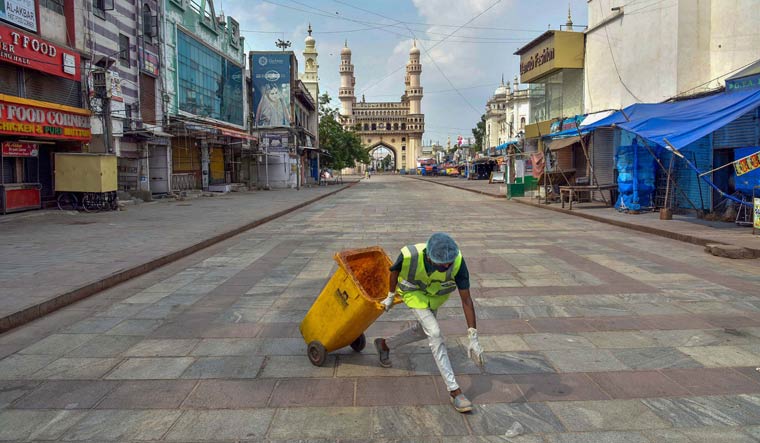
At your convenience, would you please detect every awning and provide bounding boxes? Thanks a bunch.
[548,135,581,151]
[217,126,257,141]
[582,89,760,150]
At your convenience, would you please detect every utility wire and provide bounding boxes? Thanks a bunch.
[597,0,642,102]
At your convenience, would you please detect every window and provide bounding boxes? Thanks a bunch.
[41,0,64,14]
[371,123,376,130]
[393,123,398,130]
[143,4,155,37]
[363,123,368,130]
[401,124,406,131]
[92,0,113,18]
[520,117,526,130]
[385,123,391,130]
[119,34,130,67]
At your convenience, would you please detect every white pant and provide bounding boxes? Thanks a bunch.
[386,307,459,392]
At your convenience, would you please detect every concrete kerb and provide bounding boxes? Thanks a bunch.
[407,176,760,259]
[0,182,358,334]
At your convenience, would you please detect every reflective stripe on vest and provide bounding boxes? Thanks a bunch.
[398,243,462,305]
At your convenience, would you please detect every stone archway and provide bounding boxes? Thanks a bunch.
[367,143,398,172]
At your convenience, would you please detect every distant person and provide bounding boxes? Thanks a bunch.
[375,233,483,413]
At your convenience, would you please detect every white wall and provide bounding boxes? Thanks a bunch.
[585,0,760,113]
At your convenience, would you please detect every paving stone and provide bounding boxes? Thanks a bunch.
[522,333,596,350]
[164,409,275,441]
[61,317,124,334]
[548,399,669,431]
[356,376,442,406]
[640,329,721,347]
[678,345,760,367]
[104,319,163,336]
[124,338,200,357]
[180,355,264,379]
[61,409,181,440]
[610,347,702,370]
[97,380,196,409]
[0,380,39,408]
[0,409,85,440]
[410,348,482,376]
[31,357,121,380]
[0,354,56,379]
[94,303,150,318]
[104,357,195,380]
[662,368,760,395]
[190,338,261,356]
[512,373,611,402]
[371,405,468,438]
[182,379,276,408]
[17,334,97,356]
[66,335,142,357]
[336,353,410,377]
[483,352,556,375]
[13,380,117,409]
[438,374,523,404]
[589,370,690,399]
[269,378,354,408]
[642,395,759,427]
[268,407,371,439]
[543,349,627,372]
[543,431,651,443]
[674,426,760,442]
[580,331,659,349]
[466,402,565,435]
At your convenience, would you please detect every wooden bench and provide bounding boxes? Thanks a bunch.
[560,184,617,210]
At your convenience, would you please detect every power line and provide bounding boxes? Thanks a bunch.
[597,0,642,102]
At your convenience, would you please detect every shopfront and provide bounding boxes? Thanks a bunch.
[0,95,90,212]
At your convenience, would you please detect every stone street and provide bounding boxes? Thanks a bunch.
[1,174,760,442]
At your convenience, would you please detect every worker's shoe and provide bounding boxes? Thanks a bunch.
[450,393,473,413]
[374,338,392,368]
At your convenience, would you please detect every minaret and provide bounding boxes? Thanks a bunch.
[566,4,573,31]
[302,24,319,103]
[338,40,355,119]
[405,40,423,170]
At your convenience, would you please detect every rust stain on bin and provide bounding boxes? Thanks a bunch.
[335,246,390,301]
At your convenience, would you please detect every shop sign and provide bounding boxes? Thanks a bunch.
[139,48,160,76]
[1,141,37,157]
[734,150,760,176]
[0,0,36,32]
[727,73,760,93]
[754,197,760,231]
[0,97,91,141]
[516,31,584,84]
[262,132,289,152]
[0,24,79,81]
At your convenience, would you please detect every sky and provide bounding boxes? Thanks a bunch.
[220,0,588,145]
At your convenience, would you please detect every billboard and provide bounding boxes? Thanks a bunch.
[251,52,292,128]
[261,132,289,153]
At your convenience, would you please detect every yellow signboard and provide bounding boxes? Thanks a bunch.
[734,150,760,176]
[515,31,585,83]
[754,197,760,231]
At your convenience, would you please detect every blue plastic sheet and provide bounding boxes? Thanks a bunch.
[735,147,760,197]
[615,139,657,211]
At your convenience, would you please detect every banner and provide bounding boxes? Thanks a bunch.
[2,142,37,157]
[261,132,289,152]
[251,52,292,128]
[755,198,760,231]
[734,150,760,176]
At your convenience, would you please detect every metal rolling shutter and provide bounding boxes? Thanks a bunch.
[712,109,759,149]
[0,65,20,95]
[669,136,713,212]
[23,71,82,108]
[591,128,616,201]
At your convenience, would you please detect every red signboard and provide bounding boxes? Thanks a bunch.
[0,24,81,81]
[0,97,91,141]
[1,142,37,157]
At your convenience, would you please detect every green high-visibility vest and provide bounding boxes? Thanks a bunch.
[396,243,463,310]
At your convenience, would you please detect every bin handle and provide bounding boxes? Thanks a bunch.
[376,294,404,309]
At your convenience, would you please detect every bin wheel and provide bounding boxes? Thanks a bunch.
[350,333,366,352]
[307,341,327,366]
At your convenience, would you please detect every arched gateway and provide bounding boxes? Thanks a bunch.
[338,41,424,172]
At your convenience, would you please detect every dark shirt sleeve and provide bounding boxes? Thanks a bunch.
[389,253,404,272]
[455,257,470,290]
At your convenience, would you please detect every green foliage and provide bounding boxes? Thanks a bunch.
[381,154,392,170]
[471,114,486,152]
[318,93,370,170]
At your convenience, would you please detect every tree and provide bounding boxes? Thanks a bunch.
[381,154,392,170]
[471,114,486,152]
[318,93,370,171]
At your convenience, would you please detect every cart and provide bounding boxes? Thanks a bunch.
[300,246,401,366]
[54,153,119,212]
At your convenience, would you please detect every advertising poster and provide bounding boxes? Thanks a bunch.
[0,0,36,32]
[251,52,292,128]
[262,132,289,153]
[754,197,760,231]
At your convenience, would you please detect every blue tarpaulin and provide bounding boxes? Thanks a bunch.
[582,89,760,150]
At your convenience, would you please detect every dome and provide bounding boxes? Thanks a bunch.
[410,42,420,55]
[305,24,315,47]
[494,84,507,95]
[341,40,351,55]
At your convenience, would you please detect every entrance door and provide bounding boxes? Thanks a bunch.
[210,147,225,184]
[149,145,169,194]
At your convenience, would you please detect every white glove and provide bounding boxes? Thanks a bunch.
[380,292,395,312]
[467,328,485,366]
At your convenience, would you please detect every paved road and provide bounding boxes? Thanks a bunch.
[1,174,760,442]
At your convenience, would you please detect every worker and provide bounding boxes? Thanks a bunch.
[375,232,484,413]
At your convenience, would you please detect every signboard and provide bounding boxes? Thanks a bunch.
[515,31,584,83]
[251,52,292,128]
[727,73,760,93]
[139,48,160,76]
[734,150,760,176]
[755,197,760,231]
[0,96,91,141]
[261,132,289,152]
[1,141,37,157]
[0,0,36,32]
[0,24,80,81]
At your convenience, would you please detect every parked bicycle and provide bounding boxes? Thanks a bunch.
[57,191,118,212]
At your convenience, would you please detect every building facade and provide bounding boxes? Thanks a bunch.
[163,0,250,192]
[484,75,532,153]
[338,41,424,172]
[585,0,760,112]
[0,0,90,213]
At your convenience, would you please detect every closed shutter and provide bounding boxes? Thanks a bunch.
[24,70,82,108]
[591,128,616,201]
[712,109,759,149]
[0,64,20,95]
[668,136,712,212]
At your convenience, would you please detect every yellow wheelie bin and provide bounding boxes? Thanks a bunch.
[300,246,401,366]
